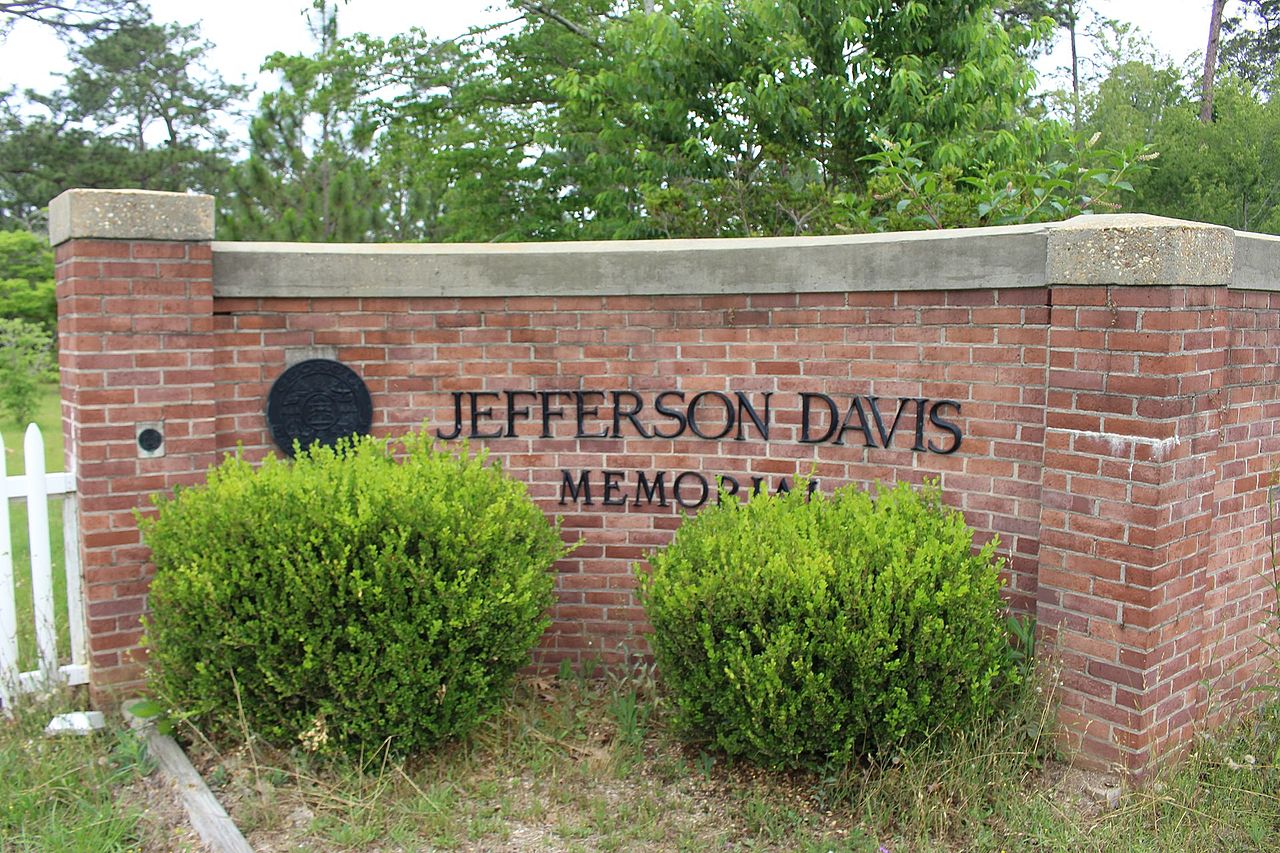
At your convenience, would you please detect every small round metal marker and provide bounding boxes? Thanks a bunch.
[137,428,163,453]
[266,359,373,457]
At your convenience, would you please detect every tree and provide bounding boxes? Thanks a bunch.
[0,228,55,336]
[0,12,239,230]
[560,0,1082,236]
[1055,7,1280,236]
[1087,59,1186,150]
[335,0,618,242]
[994,1,1089,126]
[360,0,1070,241]
[1219,0,1280,95]
[62,18,247,153]
[0,92,141,229]
[0,220,57,429]
[0,316,54,426]
[221,1,386,241]
[0,0,143,39]
[1202,0,1230,123]
[1137,80,1280,232]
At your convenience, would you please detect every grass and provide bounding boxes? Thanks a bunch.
[0,388,178,851]
[3,383,69,676]
[3,377,1278,848]
[0,383,63,475]
[162,660,1280,852]
[0,692,153,852]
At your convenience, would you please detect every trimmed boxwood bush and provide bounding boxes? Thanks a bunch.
[639,480,1017,768]
[140,433,567,756]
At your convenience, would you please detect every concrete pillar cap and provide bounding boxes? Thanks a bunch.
[49,188,214,246]
[1046,213,1235,286]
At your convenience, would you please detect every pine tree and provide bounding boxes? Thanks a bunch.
[221,2,385,242]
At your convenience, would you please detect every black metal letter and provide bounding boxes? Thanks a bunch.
[867,396,921,449]
[716,475,740,504]
[654,391,687,439]
[833,397,876,447]
[611,390,650,438]
[687,391,735,440]
[673,471,710,509]
[603,470,627,505]
[505,390,535,437]
[469,391,503,439]
[575,391,608,438]
[927,400,963,455]
[634,470,669,506]
[735,391,772,441]
[540,391,569,438]
[435,391,463,439]
[913,398,928,451]
[559,469,594,505]
[799,393,838,443]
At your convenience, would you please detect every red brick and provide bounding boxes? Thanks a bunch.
[56,233,1280,773]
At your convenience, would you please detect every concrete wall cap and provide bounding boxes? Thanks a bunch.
[49,188,214,245]
[1233,231,1280,292]
[50,189,1276,293]
[212,222,1051,298]
[1046,213,1235,286]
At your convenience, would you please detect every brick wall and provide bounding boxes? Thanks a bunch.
[54,236,219,689]
[1203,289,1280,725]
[50,191,1280,773]
[210,288,1050,665]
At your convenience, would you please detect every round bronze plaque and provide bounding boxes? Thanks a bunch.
[266,359,373,457]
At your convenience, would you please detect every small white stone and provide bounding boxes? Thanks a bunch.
[1083,779,1123,810]
[44,711,106,736]
[287,806,315,828]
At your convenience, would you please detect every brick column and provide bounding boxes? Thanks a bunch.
[51,189,219,697]
[1037,215,1234,773]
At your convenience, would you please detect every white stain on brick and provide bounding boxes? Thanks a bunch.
[1066,429,1180,460]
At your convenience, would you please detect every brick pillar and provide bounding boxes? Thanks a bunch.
[1037,215,1234,773]
[51,189,219,697]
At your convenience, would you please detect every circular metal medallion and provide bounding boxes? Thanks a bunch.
[266,359,373,457]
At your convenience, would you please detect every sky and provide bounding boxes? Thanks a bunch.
[0,1,509,95]
[0,0,1216,111]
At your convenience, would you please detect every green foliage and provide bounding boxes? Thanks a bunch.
[0,694,148,851]
[1062,14,1280,236]
[859,129,1153,230]
[1131,79,1280,233]
[1220,0,1280,96]
[1085,59,1186,150]
[640,480,1016,769]
[355,0,1113,241]
[0,10,238,230]
[63,17,246,153]
[0,316,54,426]
[220,2,387,241]
[565,0,1053,238]
[356,0,622,242]
[140,432,568,757]
[0,228,56,335]
[0,0,145,39]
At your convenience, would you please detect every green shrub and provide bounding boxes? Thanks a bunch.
[140,432,567,756]
[0,317,54,425]
[639,480,1017,769]
[0,228,57,338]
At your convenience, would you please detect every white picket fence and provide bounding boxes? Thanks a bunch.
[0,423,85,707]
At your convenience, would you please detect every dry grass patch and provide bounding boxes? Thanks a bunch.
[164,665,1280,852]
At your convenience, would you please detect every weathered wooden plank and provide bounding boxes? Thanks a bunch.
[124,701,255,853]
